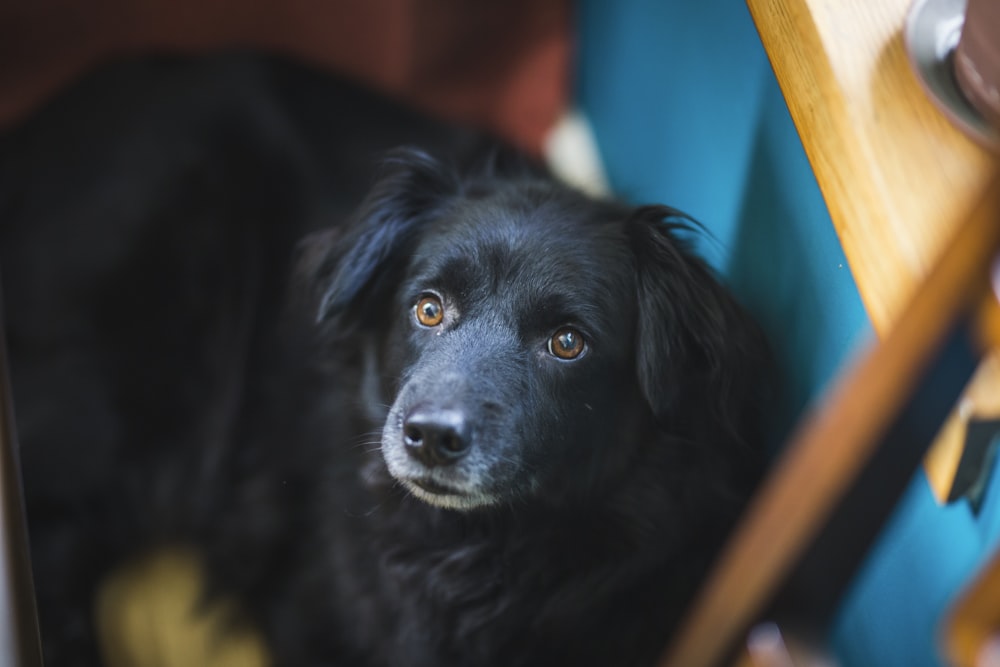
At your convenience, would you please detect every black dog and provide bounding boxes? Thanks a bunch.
[1,54,768,667]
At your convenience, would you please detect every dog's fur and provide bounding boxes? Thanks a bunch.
[1,54,768,667]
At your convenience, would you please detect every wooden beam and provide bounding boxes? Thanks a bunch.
[658,172,1000,667]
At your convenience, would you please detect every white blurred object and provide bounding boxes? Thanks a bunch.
[543,110,612,198]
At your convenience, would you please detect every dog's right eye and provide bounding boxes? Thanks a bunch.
[548,327,586,360]
[415,295,445,327]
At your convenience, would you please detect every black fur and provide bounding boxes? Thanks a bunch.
[1,54,768,667]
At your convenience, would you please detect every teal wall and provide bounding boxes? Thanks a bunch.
[575,1,1000,665]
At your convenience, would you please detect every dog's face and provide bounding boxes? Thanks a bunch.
[376,194,643,510]
[306,150,761,512]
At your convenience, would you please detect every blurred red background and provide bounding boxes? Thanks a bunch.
[0,0,572,153]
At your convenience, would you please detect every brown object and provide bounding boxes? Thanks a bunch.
[0,0,571,154]
[946,543,1000,667]
[658,170,1000,667]
[745,0,1000,503]
[955,0,1000,129]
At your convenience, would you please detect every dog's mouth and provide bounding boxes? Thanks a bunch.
[398,476,495,511]
[410,477,461,495]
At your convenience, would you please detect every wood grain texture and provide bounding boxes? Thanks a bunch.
[658,173,999,667]
[746,0,1000,502]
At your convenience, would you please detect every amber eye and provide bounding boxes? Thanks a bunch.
[548,327,585,360]
[415,295,444,327]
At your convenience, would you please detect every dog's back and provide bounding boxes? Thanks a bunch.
[0,53,484,664]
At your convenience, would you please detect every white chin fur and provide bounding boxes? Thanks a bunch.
[402,481,496,511]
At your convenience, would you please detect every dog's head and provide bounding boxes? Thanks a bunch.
[303,149,764,512]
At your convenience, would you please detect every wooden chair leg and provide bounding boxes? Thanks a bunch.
[659,171,1000,667]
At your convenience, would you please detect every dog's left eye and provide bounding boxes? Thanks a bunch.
[414,295,445,327]
[548,327,585,360]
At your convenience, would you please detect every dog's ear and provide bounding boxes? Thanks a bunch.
[300,149,459,330]
[626,205,766,438]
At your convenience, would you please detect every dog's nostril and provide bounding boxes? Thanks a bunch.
[439,433,461,453]
[402,406,470,467]
[403,425,424,445]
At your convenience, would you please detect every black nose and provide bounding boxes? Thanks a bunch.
[402,406,471,467]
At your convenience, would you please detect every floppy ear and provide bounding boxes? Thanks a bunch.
[299,149,459,331]
[626,205,767,439]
